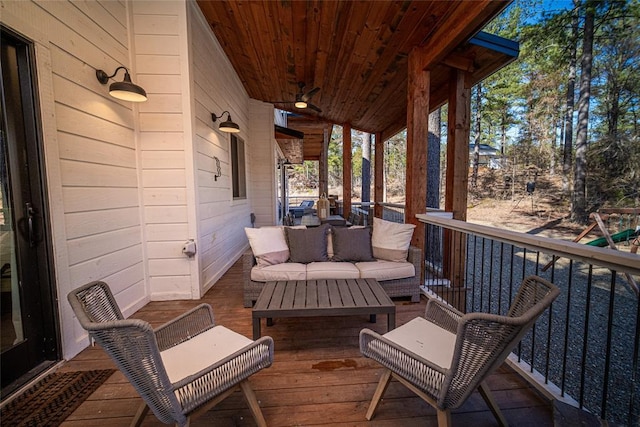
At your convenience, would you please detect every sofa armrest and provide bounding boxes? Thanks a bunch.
[243,249,260,307]
[243,248,256,272]
[407,245,421,277]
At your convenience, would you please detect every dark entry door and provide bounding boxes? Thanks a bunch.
[1,27,59,396]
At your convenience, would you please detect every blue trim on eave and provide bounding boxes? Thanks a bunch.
[470,31,519,58]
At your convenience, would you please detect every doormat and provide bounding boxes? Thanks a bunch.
[1,369,115,427]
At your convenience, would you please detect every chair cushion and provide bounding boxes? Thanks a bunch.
[160,325,252,383]
[371,217,415,262]
[251,263,307,282]
[382,317,456,369]
[245,226,289,267]
[306,262,360,280]
[356,260,415,281]
[285,224,330,263]
[331,226,375,262]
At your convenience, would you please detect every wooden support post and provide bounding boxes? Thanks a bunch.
[319,125,329,197]
[362,133,372,206]
[343,123,352,217]
[374,132,384,219]
[444,69,471,221]
[443,69,471,291]
[405,48,430,283]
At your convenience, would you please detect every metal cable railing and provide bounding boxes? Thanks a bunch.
[417,213,640,426]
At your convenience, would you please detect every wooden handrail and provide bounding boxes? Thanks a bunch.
[416,213,640,276]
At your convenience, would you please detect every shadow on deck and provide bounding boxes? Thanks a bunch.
[59,258,554,426]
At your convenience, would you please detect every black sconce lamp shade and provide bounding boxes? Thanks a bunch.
[212,111,240,133]
[96,66,147,102]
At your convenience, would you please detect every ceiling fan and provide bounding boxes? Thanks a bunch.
[269,82,322,112]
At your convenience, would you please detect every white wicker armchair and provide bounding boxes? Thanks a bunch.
[68,281,274,427]
[360,275,560,427]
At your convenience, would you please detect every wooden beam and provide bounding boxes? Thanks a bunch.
[374,132,384,219]
[442,52,476,73]
[343,123,352,216]
[418,1,508,70]
[405,48,430,283]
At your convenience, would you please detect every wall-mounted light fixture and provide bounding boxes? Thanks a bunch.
[214,156,221,181]
[212,111,240,133]
[277,158,291,169]
[96,66,147,102]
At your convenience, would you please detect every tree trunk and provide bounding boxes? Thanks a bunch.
[607,82,620,139]
[501,111,507,157]
[572,1,595,224]
[471,84,482,188]
[427,109,441,208]
[563,0,579,196]
[362,133,371,204]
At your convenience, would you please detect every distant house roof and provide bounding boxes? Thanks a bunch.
[469,144,501,156]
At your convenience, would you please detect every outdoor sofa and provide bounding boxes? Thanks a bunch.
[243,218,421,307]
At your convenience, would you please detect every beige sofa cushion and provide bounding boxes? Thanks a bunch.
[356,260,415,281]
[245,226,290,267]
[371,217,415,262]
[251,263,306,282]
[306,262,360,280]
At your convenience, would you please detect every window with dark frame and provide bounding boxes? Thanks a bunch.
[230,134,246,199]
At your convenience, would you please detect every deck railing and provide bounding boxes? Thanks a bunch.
[417,212,640,426]
[287,199,406,225]
[380,202,405,223]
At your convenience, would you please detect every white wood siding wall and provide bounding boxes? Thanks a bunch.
[249,100,279,227]
[188,3,254,293]
[1,0,275,360]
[1,0,147,358]
[131,1,198,300]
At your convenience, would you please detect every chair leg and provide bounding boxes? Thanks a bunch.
[478,381,508,427]
[436,408,452,427]
[240,380,267,427]
[365,369,393,420]
[130,401,149,427]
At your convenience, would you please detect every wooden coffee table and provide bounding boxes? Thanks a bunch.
[252,278,396,340]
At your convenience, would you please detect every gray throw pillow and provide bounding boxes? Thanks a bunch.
[285,224,330,263]
[331,226,375,262]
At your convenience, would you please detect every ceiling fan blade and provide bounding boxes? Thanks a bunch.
[302,87,320,102]
[307,103,322,113]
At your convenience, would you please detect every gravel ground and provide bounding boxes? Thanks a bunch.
[460,238,640,426]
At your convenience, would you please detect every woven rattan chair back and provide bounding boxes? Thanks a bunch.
[360,275,559,426]
[71,280,124,322]
[442,276,560,409]
[68,281,191,425]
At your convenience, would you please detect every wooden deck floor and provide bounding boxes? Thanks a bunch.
[58,259,553,426]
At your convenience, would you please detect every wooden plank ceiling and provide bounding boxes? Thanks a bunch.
[197,0,513,159]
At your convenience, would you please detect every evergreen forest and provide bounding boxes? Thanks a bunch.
[286,0,639,224]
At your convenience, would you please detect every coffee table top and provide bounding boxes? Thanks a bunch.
[253,278,394,318]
